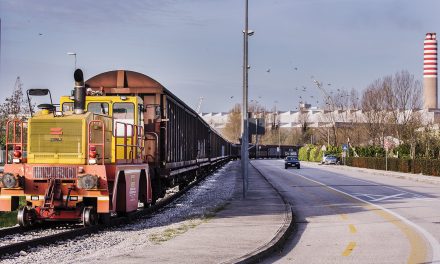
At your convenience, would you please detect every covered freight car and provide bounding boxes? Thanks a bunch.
[249,144,298,159]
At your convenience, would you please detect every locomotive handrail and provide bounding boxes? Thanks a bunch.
[114,121,144,164]
[88,120,105,165]
[5,119,27,164]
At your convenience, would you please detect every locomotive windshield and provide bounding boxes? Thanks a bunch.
[88,102,109,115]
[113,102,135,136]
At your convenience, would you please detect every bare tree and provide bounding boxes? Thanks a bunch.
[388,71,422,142]
[298,110,313,144]
[222,104,241,143]
[349,88,360,109]
[0,77,31,146]
[360,70,422,152]
[361,79,390,145]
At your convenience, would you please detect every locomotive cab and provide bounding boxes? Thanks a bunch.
[59,95,145,164]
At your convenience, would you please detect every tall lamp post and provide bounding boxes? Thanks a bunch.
[67,52,77,70]
[241,0,253,198]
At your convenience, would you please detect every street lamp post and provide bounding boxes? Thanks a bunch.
[67,52,77,70]
[255,116,258,159]
[241,0,253,198]
[278,115,281,159]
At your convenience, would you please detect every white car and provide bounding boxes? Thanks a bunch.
[322,155,338,165]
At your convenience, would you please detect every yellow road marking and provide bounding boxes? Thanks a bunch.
[291,172,429,263]
[365,204,426,264]
[349,224,357,234]
[342,242,356,256]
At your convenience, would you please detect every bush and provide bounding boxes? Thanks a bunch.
[298,146,309,161]
[310,146,324,162]
[394,143,411,158]
[354,145,385,157]
[298,145,327,162]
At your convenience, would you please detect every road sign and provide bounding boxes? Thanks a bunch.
[342,144,348,151]
[384,140,393,151]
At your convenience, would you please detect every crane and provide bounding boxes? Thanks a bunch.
[313,79,358,157]
[196,96,204,114]
[313,79,335,110]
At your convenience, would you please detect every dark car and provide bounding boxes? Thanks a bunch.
[284,156,300,169]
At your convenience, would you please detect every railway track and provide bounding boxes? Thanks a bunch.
[0,162,226,258]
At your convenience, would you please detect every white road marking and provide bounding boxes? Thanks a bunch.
[370,193,404,202]
[353,193,378,200]
[280,167,440,263]
[301,163,435,201]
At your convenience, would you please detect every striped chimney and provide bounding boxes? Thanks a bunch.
[423,33,438,109]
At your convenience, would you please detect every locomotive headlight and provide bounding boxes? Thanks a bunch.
[77,174,99,189]
[0,173,19,188]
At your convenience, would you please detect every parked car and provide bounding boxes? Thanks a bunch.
[322,155,338,165]
[285,156,300,169]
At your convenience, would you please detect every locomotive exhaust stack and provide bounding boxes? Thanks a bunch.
[74,69,86,114]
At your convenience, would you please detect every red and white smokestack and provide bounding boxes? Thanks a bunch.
[423,33,438,109]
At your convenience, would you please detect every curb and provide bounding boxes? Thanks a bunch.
[224,162,297,264]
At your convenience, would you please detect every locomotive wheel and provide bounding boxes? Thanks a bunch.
[98,213,111,225]
[82,206,98,226]
[17,206,36,228]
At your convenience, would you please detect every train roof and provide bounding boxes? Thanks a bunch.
[85,70,230,143]
[86,70,164,91]
[86,70,194,116]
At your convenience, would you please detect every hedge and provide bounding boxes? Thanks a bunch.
[346,157,440,176]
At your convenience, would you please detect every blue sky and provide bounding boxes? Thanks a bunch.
[0,0,439,112]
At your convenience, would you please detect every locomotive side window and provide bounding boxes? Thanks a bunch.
[87,102,109,115]
[62,103,73,112]
[138,104,143,126]
[113,102,135,136]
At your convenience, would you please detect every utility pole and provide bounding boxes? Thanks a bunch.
[241,0,250,198]
[255,116,258,159]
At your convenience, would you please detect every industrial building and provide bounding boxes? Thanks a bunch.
[203,33,440,135]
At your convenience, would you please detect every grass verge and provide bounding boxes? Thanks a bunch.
[0,211,18,228]
[0,197,26,228]
[149,202,230,244]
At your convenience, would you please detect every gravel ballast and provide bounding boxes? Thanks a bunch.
[1,162,236,264]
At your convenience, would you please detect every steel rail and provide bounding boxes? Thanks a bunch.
[0,159,229,258]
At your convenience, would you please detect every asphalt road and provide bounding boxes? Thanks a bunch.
[252,160,440,264]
